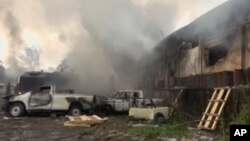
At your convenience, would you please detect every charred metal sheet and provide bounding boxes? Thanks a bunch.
[234,69,246,85]
[66,97,77,103]
[175,71,235,88]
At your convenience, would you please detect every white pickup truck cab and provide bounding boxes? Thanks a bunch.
[5,86,95,117]
[101,90,164,113]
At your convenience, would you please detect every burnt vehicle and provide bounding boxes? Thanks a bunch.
[4,85,96,117]
[97,90,164,113]
[15,71,71,95]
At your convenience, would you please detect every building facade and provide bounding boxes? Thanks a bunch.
[142,0,250,95]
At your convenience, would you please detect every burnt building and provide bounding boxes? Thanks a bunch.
[137,0,250,119]
[143,0,250,94]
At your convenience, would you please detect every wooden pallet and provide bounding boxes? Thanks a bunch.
[64,115,108,127]
[198,87,231,130]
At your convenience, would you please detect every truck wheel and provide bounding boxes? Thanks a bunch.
[104,105,113,116]
[69,105,82,116]
[154,113,166,125]
[9,103,25,117]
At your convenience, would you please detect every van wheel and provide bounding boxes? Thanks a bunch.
[68,105,82,116]
[154,113,166,125]
[9,103,25,117]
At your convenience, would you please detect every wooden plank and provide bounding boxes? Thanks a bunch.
[64,115,108,127]
[203,113,219,117]
[209,100,226,102]
[198,87,231,130]
[64,121,91,127]
[80,115,91,121]
[92,115,108,121]
[214,87,230,90]
[198,125,216,130]
[211,89,231,130]
[203,89,225,128]
[67,115,106,125]
[92,115,102,120]
[68,116,85,123]
[198,89,219,127]
[200,119,221,122]
[68,116,75,122]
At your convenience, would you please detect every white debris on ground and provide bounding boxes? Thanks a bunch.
[64,115,108,127]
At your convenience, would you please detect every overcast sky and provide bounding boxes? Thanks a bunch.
[0,0,227,70]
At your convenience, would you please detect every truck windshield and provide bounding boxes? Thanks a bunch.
[40,87,51,94]
[113,92,119,98]
[113,92,125,99]
[31,86,51,94]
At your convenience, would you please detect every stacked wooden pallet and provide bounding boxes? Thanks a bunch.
[198,87,231,130]
[64,115,108,127]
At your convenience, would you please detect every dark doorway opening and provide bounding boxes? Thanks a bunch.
[205,45,228,66]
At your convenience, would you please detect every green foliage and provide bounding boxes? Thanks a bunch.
[128,124,189,139]
[217,92,250,141]
[216,136,229,141]
[217,120,229,141]
[234,96,250,124]
[128,113,190,139]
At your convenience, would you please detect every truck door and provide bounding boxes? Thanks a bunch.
[123,92,130,111]
[28,86,53,111]
[114,92,124,112]
[129,92,140,108]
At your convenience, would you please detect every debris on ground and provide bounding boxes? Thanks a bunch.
[157,137,177,141]
[129,123,159,128]
[3,116,10,120]
[64,115,108,127]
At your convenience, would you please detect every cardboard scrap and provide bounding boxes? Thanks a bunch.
[64,115,108,127]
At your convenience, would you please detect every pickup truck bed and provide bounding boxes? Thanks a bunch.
[129,107,170,124]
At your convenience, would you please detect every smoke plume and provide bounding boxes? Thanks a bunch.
[2,10,26,78]
[0,0,227,92]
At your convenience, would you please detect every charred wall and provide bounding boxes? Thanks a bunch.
[201,26,242,74]
[138,0,250,121]
[141,0,250,95]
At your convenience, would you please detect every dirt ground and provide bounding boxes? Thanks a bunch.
[0,98,218,141]
[0,109,220,141]
[0,110,143,141]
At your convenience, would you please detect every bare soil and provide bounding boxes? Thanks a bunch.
[0,110,141,141]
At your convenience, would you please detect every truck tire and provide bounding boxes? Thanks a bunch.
[9,103,25,117]
[104,105,113,115]
[154,113,166,125]
[68,105,82,116]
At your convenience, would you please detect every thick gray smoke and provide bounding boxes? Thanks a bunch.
[47,0,180,93]
[0,1,41,80]
[19,47,40,71]
[0,0,227,92]
[1,11,41,80]
[2,11,26,79]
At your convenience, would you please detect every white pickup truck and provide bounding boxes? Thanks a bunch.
[98,90,164,113]
[4,86,96,117]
